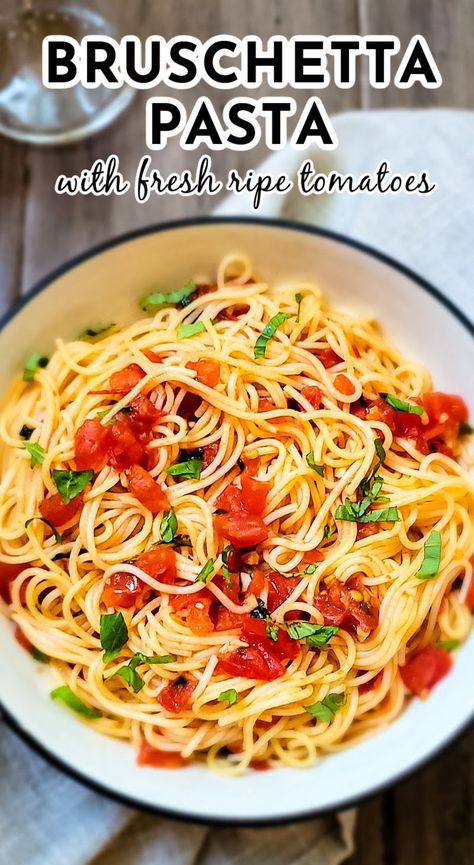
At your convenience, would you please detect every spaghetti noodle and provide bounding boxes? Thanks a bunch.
[1,254,473,774]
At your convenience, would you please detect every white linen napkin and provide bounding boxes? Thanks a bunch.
[2,107,472,865]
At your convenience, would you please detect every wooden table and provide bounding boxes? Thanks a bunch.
[0,2,473,863]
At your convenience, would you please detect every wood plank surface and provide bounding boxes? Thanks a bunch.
[0,2,473,864]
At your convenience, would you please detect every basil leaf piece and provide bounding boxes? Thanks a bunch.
[265,618,279,641]
[24,442,45,468]
[19,425,34,440]
[287,622,339,646]
[195,559,214,583]
[374,439,386,463]
[140,281,196,311]
[459,420,473,436]
[305,692,345,722]
[23,354,49,382]
[295,293,303,323]
[254,312,291,359]
[306,453,324,476]
[436,639,459,651]
[115,664,144,693]
[100,612,128,664]
[218,688,237,706]
[160,508,178,544]
[51,685,102,719]
[30,645,49,663]
[304,563,319,574]
[335,499,400,524]
[415,530,442,580]
[158,533,192,548]
[323,525,334,540]
[25,517,62,544]
[78,323,114,341]
[167,459,202,480]
[177,321,206,340]
[382,394,424,415]
[221,544,234,589]
[51,469,93,504]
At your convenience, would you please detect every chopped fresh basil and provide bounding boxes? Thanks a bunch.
[287,621,339,647]
[265,618,279,641]
[459,420,473,436]
[113,651,176,693]
[383,394,424,415]
[436,639,459,651]
[25,517,62,544]
[51,685,102,718]
[30,645,49,664]
[335,501,400,523]
[304,563,319,574]
[221,544,233,589]
[166,459,202,480]
[306,453,324,476]
[254,312,291,359]
[160,508,178,544]
[158,533,192,548]
[177,321,206,340]
[51,469,93,503]
[415,530,441,580]
[374,439,386,463]
[100,612,128,664]
[295,293,303,323]
[78,323,114,340]
[305,692,345,722]
[19,425,34,440]
[23,354,49,382]
[323,525,334,540]
[195,559,214,583]
[140,281,196,311]
[218,688,238,706]
[24,442,45,468]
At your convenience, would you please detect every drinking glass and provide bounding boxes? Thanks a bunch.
[0,0,143,145]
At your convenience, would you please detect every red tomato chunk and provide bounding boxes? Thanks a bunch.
[158,676,194,713]
[400,646,452,696]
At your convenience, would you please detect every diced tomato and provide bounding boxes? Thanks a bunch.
[135,547,177,585]
[218,645,284,681]
[14,624,31,652]
[422,392,468,441]
[176,391,202,420]
[187,359,220,388]
[358,670,383,694]
[240,473,270,517]
[314,580,379,633]
[258,398,288,423]
[186,594,215,635]
[137,741,188,768]
[356,523,380,540]
[215,512,269,548]
[202,441,219,469]
[267,572,301,614]
[241,455,260,476]
[216,304,249,321]
[102,572,149,609]
[127,464,169,513]
[215,607,246,631]
[109,363,145,393]
[247,568,266,597]
[314,347,342,368]
[249,759,272,771]
[0,562,25,602]
[215,485,243,513]
[128,394,164,429]
[400,646,452,696]
[158,676,194,713]
[108,417,146,471]
[143,350,163,363]
[302,549,325,564]
[169,591,203,611]
[334,374,355,396]
[241,616,299,660]
[301,385,322,408]
[214,571,241,604]
[74,419,111,472]
[39,492,83,527]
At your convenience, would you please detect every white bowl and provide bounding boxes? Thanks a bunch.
[1,218,473,825]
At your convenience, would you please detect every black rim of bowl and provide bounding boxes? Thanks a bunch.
[1,215,473,827]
